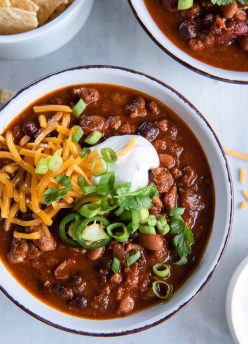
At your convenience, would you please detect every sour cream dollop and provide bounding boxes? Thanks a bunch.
[93,135,159,191]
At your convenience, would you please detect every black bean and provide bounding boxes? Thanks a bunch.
[138,122,159,142]
[179,20,197,41]
[17,209,33,221]
[22,121,39,137]
[203,14,214,28]
[71,274,83,286]
[70,296,88,309]
[53,283,74,301]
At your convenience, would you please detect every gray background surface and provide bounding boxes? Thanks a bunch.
[0,1,247,343]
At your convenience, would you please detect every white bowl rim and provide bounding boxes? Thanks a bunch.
[0,65,233,337]
[0,0,83,42]
[128,0,248,85]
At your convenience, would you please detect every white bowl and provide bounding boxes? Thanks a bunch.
[226,256,248,344]
[0,65,233,336]
[128,0,248,84]
[0,0,94,59]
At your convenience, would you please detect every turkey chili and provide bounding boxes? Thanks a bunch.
[0,84,214,319]
[145,0,248,71]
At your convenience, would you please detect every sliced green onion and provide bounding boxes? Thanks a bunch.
[152,281,172,300]
[79,204,101,218]
[157,215,170,236]
[72,99,87,118]
[177,0,193,10]
[49,155,63,172]
[72,126,84,144]
[101,147,117,163]
[170,208,185,218]
[35,158,49,174]
[84,131,102,145]
[127,222,139,234]
[79,147,91,159]
[106,223,129,242]
[115,207,125,216]
[139,225,156,234]
[120,211,132,221]
[98,172,115,194]
[148,215,157,227]
[91,157,108,176]
[140,208,149,223]
[111,257,121,274]
[152,263,170,278]
[132,209,140,225]
[127,250,141,267]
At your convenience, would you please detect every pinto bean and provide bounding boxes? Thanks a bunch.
[222,2,238,19]
[117,295,134,315]
[118,123,136,134]
[159,154,175,169]
[139,233,164,251]
[87,247,104,261]
[163,186,177,209]
[33,228,56,252]
[54,259,76,280]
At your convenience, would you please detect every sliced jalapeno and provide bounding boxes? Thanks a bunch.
[59,213,82,247]
[75,215,111,249]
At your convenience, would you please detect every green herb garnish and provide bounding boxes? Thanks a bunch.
[44,175,73,206]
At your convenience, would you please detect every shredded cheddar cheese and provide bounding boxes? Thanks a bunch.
[0,110,99,236]
[13,231,41,240]
[239,168,246,184]
[240,201,247,209]
[117,137,137,157]
[225,148,248,160]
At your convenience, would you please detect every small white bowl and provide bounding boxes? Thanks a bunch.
[128,0,248,84]
[226,256,248,344]
[0,0,94,59]
[0,65,233,336]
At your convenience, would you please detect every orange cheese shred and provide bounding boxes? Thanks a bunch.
[117,137,137,157]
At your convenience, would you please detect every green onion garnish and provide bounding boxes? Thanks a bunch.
[152,263,170,278]
[79,204,101,218]
[170,208,185,217]
[177,0,193,10]
[131,209,140,225]
[111,257,121,274]
[72,126,84,144]
[139,225,156,235]
[106,223,129,242]
[120,211,132,221]
[82,185,98,194]
[152,281,172,300]
[72,99,87,118]
[127,250,141,267]
[148,215,157,227]
[157,215,170,236]
[91,157,108,176]
[79,147,91,159]
[127,222,139,234]
[49,155,63,172]
[140,208,149,223]
[35,158,49,174]
[101,147,117,163]
[84,131,102,145]
[98,172,115,195]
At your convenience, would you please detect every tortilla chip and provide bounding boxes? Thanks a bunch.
[10,0,39,13]
[0,8,38,34]
[33,0,68,25]
[49,3,66,21]
[0,89,15,106]
[0,0,10,7]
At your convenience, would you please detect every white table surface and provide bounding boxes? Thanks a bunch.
[0,1,247,343]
